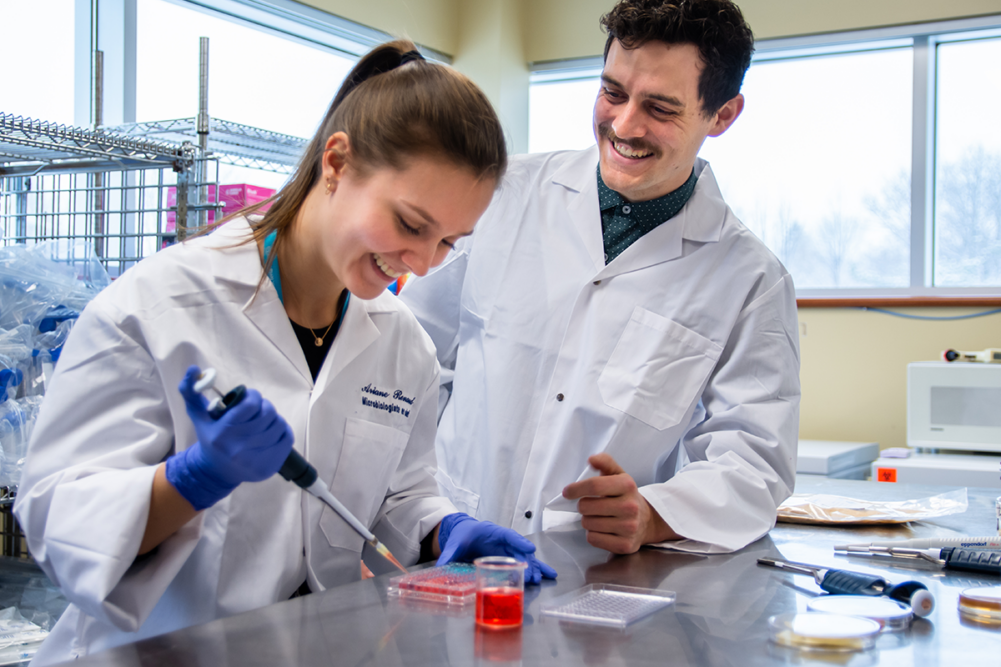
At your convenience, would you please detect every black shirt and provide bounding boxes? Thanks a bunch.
[289,290,348,381]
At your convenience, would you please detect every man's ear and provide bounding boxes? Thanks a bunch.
[707,94,744,138]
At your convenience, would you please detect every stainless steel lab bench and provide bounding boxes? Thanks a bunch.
[67,477,1001,665]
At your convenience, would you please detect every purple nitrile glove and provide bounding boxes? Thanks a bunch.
[436,512,558,584]
[166,366,294,510]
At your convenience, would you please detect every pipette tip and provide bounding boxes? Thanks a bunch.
[372,539,408,575]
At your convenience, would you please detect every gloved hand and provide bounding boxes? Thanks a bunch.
[436,512,557,585]
[166,366,294,510]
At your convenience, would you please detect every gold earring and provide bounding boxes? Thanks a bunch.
[325,180,332,195]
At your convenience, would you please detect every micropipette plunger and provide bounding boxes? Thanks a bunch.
[194,369,408,574]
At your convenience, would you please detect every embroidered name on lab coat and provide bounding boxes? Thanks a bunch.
[361,383,414,418]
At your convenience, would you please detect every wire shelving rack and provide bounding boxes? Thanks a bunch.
[0,112,217,278]
[107,116,307,173]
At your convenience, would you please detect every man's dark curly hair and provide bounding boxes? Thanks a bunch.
[601,0,754,117]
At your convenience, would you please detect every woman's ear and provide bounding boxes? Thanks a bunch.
[321,132,351,189]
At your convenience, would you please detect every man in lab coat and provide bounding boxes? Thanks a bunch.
[401,0,800,555]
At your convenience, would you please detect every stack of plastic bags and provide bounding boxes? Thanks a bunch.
[0,240,109,492]
[0,607,49,665]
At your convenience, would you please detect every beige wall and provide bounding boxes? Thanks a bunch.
[741,0,1001,40]
[799,308,1001,450]
[522,0,1001,62]
[298,0,460,55]
[452,0,530,154]
[297,0,1001,60]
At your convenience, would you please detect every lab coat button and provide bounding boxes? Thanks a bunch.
[556,393,564,402]
[524,510,533,519]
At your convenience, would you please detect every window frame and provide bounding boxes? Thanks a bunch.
[528,15,1001,301]
[72,0,450,128]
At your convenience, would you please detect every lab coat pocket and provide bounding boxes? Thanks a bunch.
[321,417,409,551]
[598,307,722,431]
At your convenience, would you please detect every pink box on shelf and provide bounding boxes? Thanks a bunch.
[218,184,276,218]
[166,185,217,232]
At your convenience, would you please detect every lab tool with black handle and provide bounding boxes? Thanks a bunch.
[758,557,935,616]
[196,372,407,574]
[838,544,1001,575]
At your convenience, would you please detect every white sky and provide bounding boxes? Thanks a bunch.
[936,38,1001,163]
[528,77,600,154]
[136,0,354,188]
[701,49,913,225]
[0,0,76,125]
[135,0,353,139]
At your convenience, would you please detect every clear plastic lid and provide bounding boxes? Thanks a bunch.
[769,612,880,652]
[387,563,477,606]
[958,586,1001,623]
[540,584,675,628]
[806,595,913,631]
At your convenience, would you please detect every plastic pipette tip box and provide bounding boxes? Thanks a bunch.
[387,563,477,606]
[540,584,675,628]
[769,612,880,652]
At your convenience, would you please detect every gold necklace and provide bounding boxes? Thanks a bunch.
[310,320,336,347]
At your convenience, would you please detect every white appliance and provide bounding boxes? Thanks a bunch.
[871,452,1001,488]
[798,440,880,480]
[908,362,1001,453]
[872,362,1001,487]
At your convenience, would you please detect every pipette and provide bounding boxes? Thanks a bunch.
[837,545,1001,575]
[758,557,935,617]
[835,536,1001,551]
[942,348,1001,364]
[194,369,408,574]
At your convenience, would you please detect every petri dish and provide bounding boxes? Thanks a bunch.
[540,584,675,628]
[958,586,1001,624]
[806,595,913,631]
[387,563,477,605]
[769,612,880,652]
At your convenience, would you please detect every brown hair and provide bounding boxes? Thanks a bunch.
[230,39,506,275]
[601,0,754,117]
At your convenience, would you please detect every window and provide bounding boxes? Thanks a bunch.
[0,0,76,125]
[2,0,385,271]
[528,70,600,154]
[527,17,1001,296]
[136,0,359,189]
[700,47,913,290]
[934,36,1001,288]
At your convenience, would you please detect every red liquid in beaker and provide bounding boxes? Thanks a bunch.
[476,587,523,628]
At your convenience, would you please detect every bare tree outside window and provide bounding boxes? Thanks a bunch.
[936,148,1001,286]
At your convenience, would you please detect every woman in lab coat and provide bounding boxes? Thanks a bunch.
[14,41,551,665]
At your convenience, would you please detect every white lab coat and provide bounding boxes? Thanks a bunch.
[14,217,455,664]
[401,146,800,554]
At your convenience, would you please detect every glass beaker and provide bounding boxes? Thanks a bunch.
[474,556,526,629]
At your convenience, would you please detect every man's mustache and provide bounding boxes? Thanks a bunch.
[597,124,659,157]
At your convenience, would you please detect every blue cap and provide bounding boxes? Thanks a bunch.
[0,368,23,403]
